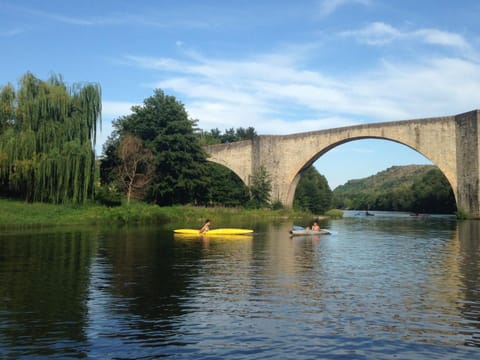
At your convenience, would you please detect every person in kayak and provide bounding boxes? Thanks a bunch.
[312,222,321,231]
[199,219,210,233]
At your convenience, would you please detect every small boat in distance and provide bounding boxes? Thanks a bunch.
[354,210,374,216]
[409,213,430,217]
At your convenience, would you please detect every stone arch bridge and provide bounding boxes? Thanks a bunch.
[204,110,480,218]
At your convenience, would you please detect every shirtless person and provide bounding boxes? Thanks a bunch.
[199,219,210,233]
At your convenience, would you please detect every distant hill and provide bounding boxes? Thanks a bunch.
[333,165,436,194]
[330,164,455,213]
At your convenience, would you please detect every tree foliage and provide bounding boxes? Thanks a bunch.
[199,126,257,145]
[100,89,208,206]
[0,72,101,203]
[0,84,16,131]
[293,166,332,214]
[203,162,250,206]
[247,165,272,208]
[410,168,456,213]
[332,165,456,214]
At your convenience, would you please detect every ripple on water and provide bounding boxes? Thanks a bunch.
[1,218,480,359]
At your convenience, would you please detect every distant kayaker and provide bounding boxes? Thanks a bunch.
[312,222,320,231]
[199,219,210,233]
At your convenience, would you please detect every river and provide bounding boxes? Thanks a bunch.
[1,211,480,359]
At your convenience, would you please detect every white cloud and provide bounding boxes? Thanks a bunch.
[102,100,136,118]
[122,25,480,136]
[4,3,214,29]
[341,22,474,54]
[340,22,402,45]
[318,0,373,16]
[366,57,480,117]
[413,28,471,49]
[254,117,357,134]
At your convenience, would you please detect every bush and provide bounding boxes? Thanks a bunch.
[96,186,122,207]
[455,208,469,220]
[271,200,284,210]
[325,209,344,219]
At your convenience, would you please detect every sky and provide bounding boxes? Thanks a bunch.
[1,0,479,189]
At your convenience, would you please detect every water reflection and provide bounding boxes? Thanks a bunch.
[85,226,206,353]
[457,221,480,346]
[1,218,480,359]
[0,229,98,358]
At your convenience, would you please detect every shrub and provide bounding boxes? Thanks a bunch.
[325,209,344,219]
[96,186,122,207]
[271,200,284,210]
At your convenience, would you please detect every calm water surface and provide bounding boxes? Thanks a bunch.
[1,212,480,359]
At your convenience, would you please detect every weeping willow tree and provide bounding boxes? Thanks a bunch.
[0,72,101,203]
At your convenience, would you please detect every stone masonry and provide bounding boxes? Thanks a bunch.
[205,110,480,218]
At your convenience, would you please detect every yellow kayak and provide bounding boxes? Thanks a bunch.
[174,228,254,235]
[174,233,253,241]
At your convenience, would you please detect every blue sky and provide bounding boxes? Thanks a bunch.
[1,0,479,189]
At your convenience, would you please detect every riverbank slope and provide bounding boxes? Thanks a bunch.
[0,198,322,228]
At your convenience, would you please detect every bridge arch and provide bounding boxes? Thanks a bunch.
[205,110,480,218]
[205,140,253,186]
[286,136,455,207]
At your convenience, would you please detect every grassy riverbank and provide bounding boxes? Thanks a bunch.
[0,198,322,228]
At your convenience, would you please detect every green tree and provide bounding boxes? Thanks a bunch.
[100,132,121,185]
[199,126,257,145]
[102,89,208,205]
[198,128,222,145]
[247,165,271,208]
[332,165,456,213]
[222,128,237,143]
[411,168,456,213]
[0,84,15,131]
[294,166,332,213]
[203,163,250,206]
[234,126,256,141]
[0,72,101,203]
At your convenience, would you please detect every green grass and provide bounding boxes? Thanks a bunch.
[0,198,316,228]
